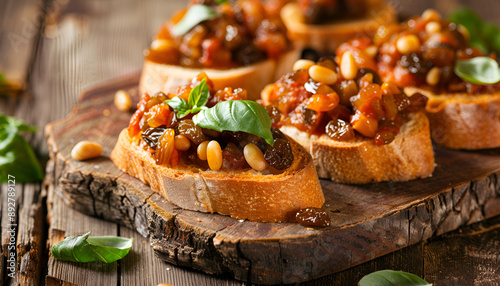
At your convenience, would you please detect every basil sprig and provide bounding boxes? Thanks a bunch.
[454,57,500,85]
[0,115,43,183]
[51,232,133,263]
[171,4,219,37]
[449,8,500,55]
[359,270,432,286]
[193,100,274,146]
[165,78,209,118]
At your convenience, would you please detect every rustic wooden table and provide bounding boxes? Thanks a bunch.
[1,0,499,285]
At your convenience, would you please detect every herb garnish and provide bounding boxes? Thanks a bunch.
[454,57,500,85]
[165,78,209,118]
[51,232,133,263]
[165,80,274,146]
[171,4,219,37]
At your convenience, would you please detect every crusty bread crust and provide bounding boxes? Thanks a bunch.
[405,87,500,150]
[280,1,395,53]
[139,49,299,101]
[111,129,325,222]
[280,112,435,184]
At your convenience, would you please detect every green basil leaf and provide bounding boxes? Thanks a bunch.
[165,96,189,112]
[171,4,219,37]
[188,78,209,109]
[216,0,228,4]
[51,232,133,263]
[0,73,6,84]
[192,100,274,145]
[0,115,43,183]
[177,109,192,119]
[359,270,432,286]
[454,57,500,85]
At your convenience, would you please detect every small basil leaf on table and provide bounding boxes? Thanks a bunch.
[454,57,500,85]
[51,232,133,263]
[0,115,43,183]
[358,270,432,286]
[193,100,274,146]
[171,4,219,37]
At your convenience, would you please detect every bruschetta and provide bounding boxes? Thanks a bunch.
[139,0,299,100]
[112,74,324,222]
[261,58,435,183]
[337,9,500,149]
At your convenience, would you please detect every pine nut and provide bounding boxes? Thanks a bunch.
[197,141,209,160]
[396,35,421,54]
[425,21,441,34]
[309,65,337,85]
[426,67,441,86]
[71,141,102,161]
[114,90,132,112]
[293,59,315,71]
[421,9,441,21]
[174,135,191,151]
[206,140,222,171]
[151,39,174,51]
[340,51,358,80]
[243,143,268,172]
[364,45,378,58]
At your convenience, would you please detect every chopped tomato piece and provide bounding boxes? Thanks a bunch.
[306,93,340,112]
[351,110,378,138]
[128,93,151,137]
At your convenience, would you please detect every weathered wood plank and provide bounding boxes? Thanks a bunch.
[45,184,118,286]
[423,215,500,285]
[120,226,245,286]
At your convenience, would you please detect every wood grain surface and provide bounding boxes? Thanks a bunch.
[1,0,500,285]
[45,75,500,284]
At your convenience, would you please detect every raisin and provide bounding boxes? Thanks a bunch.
[326,119,355,141]
[142,127,167,150]
[423,45,456,68]
[264,129,294,170]
[177,120,207,145]
[265,105,282,126]
[221,143,247,170]
[295,207,331,227]
[400,53,431,75]
[374,127,396,146]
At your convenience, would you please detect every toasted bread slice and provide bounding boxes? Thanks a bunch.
[111,129,325,222]
[139,49,299,101]
[405,87,500,150]
[280,112,435,184]
[280,1,395,53]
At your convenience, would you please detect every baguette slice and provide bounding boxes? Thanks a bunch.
[111,129,325,222]
[280,1,395,53]
[280,112,435,184]
[405,87,500,150]
[139,49,299,101]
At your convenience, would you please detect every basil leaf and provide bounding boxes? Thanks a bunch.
[359,270,432,286]
[165,97,189,112]
[0,73,6,84]
[0,115,43,183]
[188,78,209,109]
[177,109,192,119]
[454,57,500,85]
[51,232,133,263]
[216,0,228,4]
[193,100,274,145]
[171,4,219,37]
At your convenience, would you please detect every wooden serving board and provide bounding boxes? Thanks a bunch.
[45,74,500,285]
